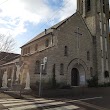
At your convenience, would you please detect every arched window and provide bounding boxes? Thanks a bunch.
[86,0,91,12]
[60,63,64,75]
[45,39,49,47]
[87,51,90,61]
[64,46,68,56]
[35,60,40,74]
[27,47,30,53]
[102,0,105,13]
[35,44,38,51]
[90,67,93,76]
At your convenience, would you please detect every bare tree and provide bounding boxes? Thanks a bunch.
[0,34,15,52]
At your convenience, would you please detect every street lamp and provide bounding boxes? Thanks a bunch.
[39,57,47,97]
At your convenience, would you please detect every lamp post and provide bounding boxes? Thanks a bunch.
[39,57,47,97]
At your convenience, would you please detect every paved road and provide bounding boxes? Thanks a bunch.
[83,96,110,109]
[0,98,82,110]
[0,92,110,110]
[0,97,109,110]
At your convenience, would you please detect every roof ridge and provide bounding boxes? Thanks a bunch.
[21,12,77,48]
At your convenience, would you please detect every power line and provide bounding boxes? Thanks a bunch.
[39,0,71,30]
[28,0,72,39]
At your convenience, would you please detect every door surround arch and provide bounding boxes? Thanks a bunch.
[67,58,88,86]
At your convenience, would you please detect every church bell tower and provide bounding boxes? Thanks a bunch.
[77,0,110,83]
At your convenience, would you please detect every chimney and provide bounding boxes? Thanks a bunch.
[45,29,46,34]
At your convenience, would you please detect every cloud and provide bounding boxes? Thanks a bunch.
[0,0,54,38]
[58,0,76,20]
[38,0,76,27]
[0,0,76,39]
[20,0,53,17]
[0,0,109,54]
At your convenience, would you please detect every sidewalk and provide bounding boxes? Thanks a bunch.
[1,90,37,99]
[0,92,14,99]
[1,87,110,100]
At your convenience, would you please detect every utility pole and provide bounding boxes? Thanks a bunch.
[39,57,47,97]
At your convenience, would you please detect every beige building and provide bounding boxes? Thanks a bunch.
[0,55,20,88]
[21,0,110,88]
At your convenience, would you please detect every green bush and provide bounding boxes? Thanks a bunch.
[87,74,98,87]
[98,82,110,87]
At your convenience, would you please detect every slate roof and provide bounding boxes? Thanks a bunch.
[0,52,20,65]
[21,12,76,48]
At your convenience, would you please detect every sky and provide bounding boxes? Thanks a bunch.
[0,0,77,53]
[0,0,109,54]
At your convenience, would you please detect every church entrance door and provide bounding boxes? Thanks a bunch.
[71,68,79,86]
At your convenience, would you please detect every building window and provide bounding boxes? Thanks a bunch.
[87,51,90,61]
[23,48,27,55]
[105,38,107,52]
[23,47,30,55]
[106,58,109,70]
[86,0,91,12]
[90,67,93,76]
[104,71,109,78]
[64,46,68,56]
[100,36,103,50]
[45,39,49,47]
[35,60,40,74]
[27,47,30,53]
[103,0,105,13]
[35,44,38,51]
[23,48,25,55]
[60,63,64,75]
[92,36,96,44]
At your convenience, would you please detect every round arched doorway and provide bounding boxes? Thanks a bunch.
[67,59,87,86]
[71,68,79,86]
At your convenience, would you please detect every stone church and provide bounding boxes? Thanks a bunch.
[21,0,110,88]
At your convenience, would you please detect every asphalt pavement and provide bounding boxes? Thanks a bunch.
[0,91,110,110]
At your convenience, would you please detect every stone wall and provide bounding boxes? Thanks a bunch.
[21,12,94,89]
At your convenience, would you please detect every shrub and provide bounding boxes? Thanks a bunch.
[87,74,98,87]
[98,82,110,87]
